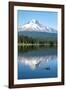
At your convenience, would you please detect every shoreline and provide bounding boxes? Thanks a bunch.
[18,43,57,46]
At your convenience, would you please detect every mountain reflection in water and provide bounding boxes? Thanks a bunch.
[18,55,56,70]
[18,48,57,79]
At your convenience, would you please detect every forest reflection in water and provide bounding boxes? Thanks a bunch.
[18,44,57,53]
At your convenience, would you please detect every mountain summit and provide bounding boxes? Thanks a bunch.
[18,19,57,33]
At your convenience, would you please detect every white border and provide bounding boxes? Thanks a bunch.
[14,6,61,85]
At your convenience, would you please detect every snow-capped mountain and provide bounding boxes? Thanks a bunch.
[18,19,57,33]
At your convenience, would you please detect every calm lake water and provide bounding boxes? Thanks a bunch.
[18,47,57,79]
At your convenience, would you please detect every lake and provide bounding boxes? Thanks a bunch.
[18,46,57,79]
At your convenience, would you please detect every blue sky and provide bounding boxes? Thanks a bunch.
[17,10,58,30]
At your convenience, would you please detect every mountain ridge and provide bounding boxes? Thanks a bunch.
[18,31,57,41]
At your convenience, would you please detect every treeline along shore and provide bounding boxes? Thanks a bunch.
[18,35,57,47]
[18,35,57,52]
